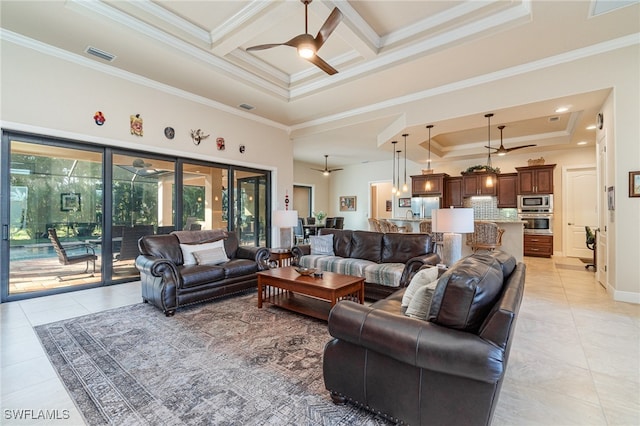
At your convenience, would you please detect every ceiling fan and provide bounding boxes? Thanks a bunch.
[311,155,343,175]
[486,125,537,156]
[246,0,343,75]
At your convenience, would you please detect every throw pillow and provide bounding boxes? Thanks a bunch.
[180,240,226,266]
[401,266,439,307]
[193,247,229,265]
[405,280,438,320]
[310,234,334,256]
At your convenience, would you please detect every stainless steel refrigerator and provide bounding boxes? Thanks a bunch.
[410,197,441,219]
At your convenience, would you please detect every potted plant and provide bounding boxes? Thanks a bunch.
[314,211,327,224]
[461,165,501,175]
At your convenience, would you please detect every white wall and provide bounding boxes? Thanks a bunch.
[1,40,293,245]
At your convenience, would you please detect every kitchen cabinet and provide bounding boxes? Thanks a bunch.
[462,173,497,197]
[411,173,448,196]
[523,234,553,257]
[516,164,556,194]
[497,173,518,208]
[443,176,463,208]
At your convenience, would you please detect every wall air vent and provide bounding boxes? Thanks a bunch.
[238,103,255,111]
[549,116,560,122]
[85,46,116,62]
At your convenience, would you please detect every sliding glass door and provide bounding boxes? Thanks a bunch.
[1,132,272,302]
[111,153,176,281]
[3,136,103,298]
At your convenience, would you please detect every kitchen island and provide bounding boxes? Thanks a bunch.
[389,218,524,262]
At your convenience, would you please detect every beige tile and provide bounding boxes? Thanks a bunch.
[0,356,58,397]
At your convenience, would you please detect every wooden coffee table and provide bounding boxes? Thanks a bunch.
[257,266,364,321]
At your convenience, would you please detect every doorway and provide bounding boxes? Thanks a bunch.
[563,165,597,258]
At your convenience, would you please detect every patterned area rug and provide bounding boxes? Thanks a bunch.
[35,292,391,425]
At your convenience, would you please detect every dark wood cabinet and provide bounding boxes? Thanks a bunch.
[462,173,497,197]
[524,234,553,257]
[516,164,556,194]
[411,173,448,196]
[497,173,518,208]
[443,177,463,208]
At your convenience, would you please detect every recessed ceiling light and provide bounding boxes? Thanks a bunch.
[238,103,255,111]
[586,125,597,130]
[555,106,569,113]
[577,141,587,145]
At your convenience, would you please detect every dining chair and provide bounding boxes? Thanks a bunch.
[334,217,344,229]
[466,221,504,252]
[324,217,336,228]
[115,225,154,262]
[419,220,444,255]
[47,228,97,280]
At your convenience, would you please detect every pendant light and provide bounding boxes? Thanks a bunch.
[396,147,402,196]
[402,133,409,193]
[484,113,494,188]
[425,125,434,191]
[391,140,398,194]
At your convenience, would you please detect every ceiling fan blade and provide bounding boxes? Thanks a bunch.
[306,54,338,75]
[246,43,288,51]
[329,168,344,172]
[314,7,343,49]
[484,146,499,151]
[505,144,537,152]
[310,168,327,172]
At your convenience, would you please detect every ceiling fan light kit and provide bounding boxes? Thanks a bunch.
[311,154,343,175]
[246,0,343,75]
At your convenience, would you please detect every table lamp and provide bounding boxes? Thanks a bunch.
[433,207,474,266]
[273,210,298,249]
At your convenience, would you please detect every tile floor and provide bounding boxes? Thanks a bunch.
[1,256,638,425]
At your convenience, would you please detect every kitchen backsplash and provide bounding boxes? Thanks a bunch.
[464,197,518,221]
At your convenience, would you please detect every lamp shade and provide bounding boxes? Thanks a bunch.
[273,210,298,228]
[432,208,474,233]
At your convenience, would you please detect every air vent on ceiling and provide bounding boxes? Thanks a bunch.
[238,103,255,111]
[85,46,116,62]
[549,116,560,122]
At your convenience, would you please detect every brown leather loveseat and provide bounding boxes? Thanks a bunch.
[323,251,525,425]
[291,228,440,300]
[135,229,270,316]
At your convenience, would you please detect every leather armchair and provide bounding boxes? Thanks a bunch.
[323,251,525,425]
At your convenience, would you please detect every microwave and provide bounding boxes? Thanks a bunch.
[518,194,553,213]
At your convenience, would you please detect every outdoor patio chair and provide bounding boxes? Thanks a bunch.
[47,228,97,280]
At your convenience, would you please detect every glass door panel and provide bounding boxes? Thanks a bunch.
[234,170,268,247]
[111,154,175,280]
[7,140,103,296]
[182,162,228,231]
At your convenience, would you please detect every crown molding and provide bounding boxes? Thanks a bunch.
[1,30,289,133]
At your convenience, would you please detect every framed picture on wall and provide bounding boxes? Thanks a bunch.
[60,193,81,212]
[339,196,357,211]
[629,171,640,197]
[386,200,392,212]
[398,197,411,208]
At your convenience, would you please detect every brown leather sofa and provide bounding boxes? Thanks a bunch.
[291,228,440,300]
[135,229,270,316]
[323,251,525,425]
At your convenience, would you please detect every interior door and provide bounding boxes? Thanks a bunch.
[564,166,597,258]
[596,131,607,286]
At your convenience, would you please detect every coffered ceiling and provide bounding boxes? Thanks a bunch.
[1,0,638,168]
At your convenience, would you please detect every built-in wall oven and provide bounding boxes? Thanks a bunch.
[518,194,553,234]
[519,214,554,234]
